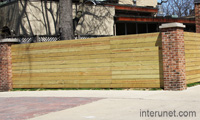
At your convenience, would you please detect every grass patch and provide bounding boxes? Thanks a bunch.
[187,82,200,87]
[149,88,163,91]
[130,88,163,91]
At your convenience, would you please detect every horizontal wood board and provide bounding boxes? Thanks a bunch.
[185,32,200,84]
[11,33,162,88]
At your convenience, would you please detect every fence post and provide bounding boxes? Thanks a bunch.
[195,0,200,33]
[159,23,187,91]
[0,39,19,92]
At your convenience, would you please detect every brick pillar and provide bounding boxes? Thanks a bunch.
[159,23,187,91]
[195,0,200,33]
[0,39,19,92]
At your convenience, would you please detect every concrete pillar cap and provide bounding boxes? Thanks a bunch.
[0,38,20,43]
[159,22,186,29]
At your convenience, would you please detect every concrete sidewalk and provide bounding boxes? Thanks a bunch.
[0,86,200,120]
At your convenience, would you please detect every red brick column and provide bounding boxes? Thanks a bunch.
[195,0,200,33]
[159,23,187,91]
[0,39,18,92]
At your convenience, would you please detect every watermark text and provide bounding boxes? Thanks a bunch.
[140,109,197,118]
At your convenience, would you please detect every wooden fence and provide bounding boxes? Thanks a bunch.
[11,33,163,88]
[185,32,200,84]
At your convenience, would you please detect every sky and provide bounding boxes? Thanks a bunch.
[157,0,162,3]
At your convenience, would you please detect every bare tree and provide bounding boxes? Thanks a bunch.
[0,6,5,29]
[163,0,194,17]
[59,0,74,40]
[0,4,5,38]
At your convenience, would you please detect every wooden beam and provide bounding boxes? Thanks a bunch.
[116,17,196,24]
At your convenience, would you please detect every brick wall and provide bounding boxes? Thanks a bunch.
[160,23,187,90]
[195,2,200,33]
[0,43,13,91]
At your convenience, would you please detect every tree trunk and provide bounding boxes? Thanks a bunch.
[0,8,5,29]
[59,0,74,40]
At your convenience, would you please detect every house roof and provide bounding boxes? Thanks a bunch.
[106,4,158,13]
[105,3,195,24]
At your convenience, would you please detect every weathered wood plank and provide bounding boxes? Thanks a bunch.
[186,69,200,76]
[13,71,111,77]
[12,62,112,70]
[13,83,161,88]
[111,52,158,58]
[185,54,200,58]
[12,45,111,56]
[112,74,160,79]
[184,32,200,37]
[112,70,159,75]
[111,56,159,62]
[112,65,159,71]
[12,40,111,52]
[185,49,200,54]
[185,61,200,67]
[111,42,158,49]
[111,79,160,84]
[13,79,113,84]
[110,83,160,88]
[12,58,111,67]
[12,50,158,60]
[12,54,111,63]
[12,49,111,59]
[12,64,159,73]
[111,47,158,54]
[185,46,200,50]
[13,80,161,85]
[12,61,159,70]
[187,78,200,84]
[12,75,112,81]
[185,58,200,62]
[12,55,159,63]
[186,74,200,80]
[12,67,111,73]
[110,36,159,45]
